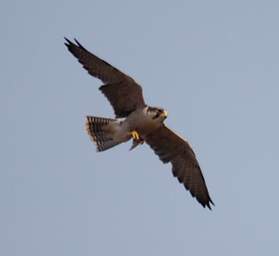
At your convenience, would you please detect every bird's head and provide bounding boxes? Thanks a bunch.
[146,106,168,123]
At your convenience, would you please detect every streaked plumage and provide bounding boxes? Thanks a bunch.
[65,38,214,209]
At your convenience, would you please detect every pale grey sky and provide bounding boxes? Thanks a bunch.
[2,0,279,255]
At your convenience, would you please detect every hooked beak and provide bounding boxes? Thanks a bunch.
[162,110,168,119]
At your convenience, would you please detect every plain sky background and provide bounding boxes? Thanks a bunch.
[2,0,279,255]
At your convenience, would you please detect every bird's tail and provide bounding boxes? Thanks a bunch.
[85,116,124,152]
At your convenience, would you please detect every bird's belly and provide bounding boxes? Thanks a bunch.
[110,119,131,143]
[124,109,161,136]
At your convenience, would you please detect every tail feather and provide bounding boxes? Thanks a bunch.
[85,116,121,151]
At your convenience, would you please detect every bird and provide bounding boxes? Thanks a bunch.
[64,38,214,209]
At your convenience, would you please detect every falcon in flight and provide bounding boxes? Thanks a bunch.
[65,38,214,209]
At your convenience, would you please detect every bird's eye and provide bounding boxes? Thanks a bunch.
[152,112,160,119]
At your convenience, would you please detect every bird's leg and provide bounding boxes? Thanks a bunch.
[129,130,144,150]
[131,130,140,141]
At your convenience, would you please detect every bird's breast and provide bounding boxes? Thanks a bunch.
[126,109,161,135]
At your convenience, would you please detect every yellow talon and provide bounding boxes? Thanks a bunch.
[131,130,140,140]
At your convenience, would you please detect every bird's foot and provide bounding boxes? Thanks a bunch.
[129,130,144,150]
[130,130,140,140]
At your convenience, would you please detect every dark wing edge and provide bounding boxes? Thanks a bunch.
[145,125,214,209]
[64,38,146,118]
[64,37,130,84]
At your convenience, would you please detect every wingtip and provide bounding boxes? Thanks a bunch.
[74,38,86,50]
[64,37,72,47]
[64,37,85,53]
[74,38,80,44]
[199,197,214,210]
[206,199,215,210]
[64,37,81,47]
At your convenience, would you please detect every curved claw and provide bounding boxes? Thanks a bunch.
[129,131,144,150]
[131,130,140,140]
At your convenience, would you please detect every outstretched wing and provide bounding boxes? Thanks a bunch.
[64,38,145,117]
[145,125,214,209]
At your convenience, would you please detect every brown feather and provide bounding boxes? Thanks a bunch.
[145,125,214,209]
[99,82,145,117]
[64,38,145,117]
